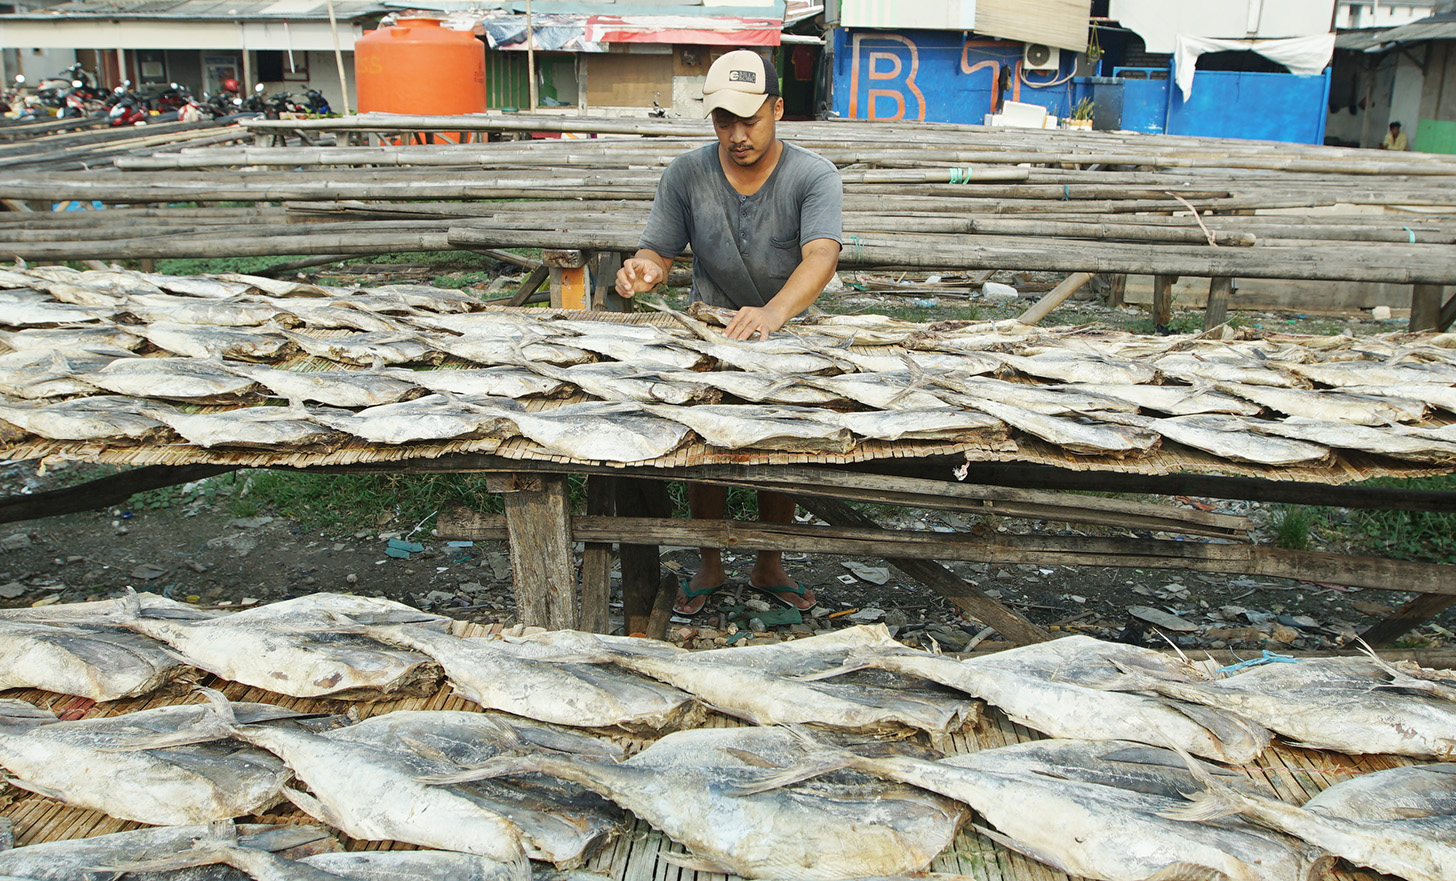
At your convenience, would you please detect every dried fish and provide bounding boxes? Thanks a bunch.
[1250,416,1456,465]
[139,689,531,864]
[540,363,719,405]
[372,283,483,313]
[330,617,700,732]
[324,709,627,865]
[802,372,952,411]
[136,272,255,299]
[0,326,144,352]
[934,375,1138,415]
[682,336,846,375]
[1155,353,1299,388]
[123,294,299,328]
[159,404,344,450]
[1286,359,1456,388]
[108,592,448,700]
[0,615,196,700]
[738,734,1326,881]
[502,401,690,463]
[1344,382,1456,414]
[1212,381,1428,425]
[0,395,173,442]
[1101,654,1456,759]
[832,348,1001,376]
[1303,762,1456,822]
[0,348,134,399]
[967,399,1159,457]
[140,323,295,362]
[654,370,846,406]
[997,351,1158,385]
[0,822,337,881]
[1062,383,1263,416]
[1173,759,1453,881]
[1109,412,1330,466]
[0,698,303,825]
[434,332,594,368]
[429,725,966,880]
[283,330,442,367]
[216,273,331,297]
[810,635,1269,763]
[813,407,1005,442]
[646,403,855,453]
[259,297,405,332]
[236,363,425,408]
[308,394,520,445]
[84,358,260,402]
[387,366,569,400]
[0,300,113,326]
[564,335,707,371]
[513,627,975,733]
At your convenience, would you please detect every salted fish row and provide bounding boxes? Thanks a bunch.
[734,734,1329,881]
[97,592,450,700]
[429,725,966,880]
[0,698,303,825]
[809,633,1269,763]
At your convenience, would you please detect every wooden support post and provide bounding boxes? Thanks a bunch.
[1018,271,1094,325]
[579,475,615,633]
[791,494,1049,646]
[593,251,627,311]
[1152,274,1178,332]
[493,473,579,630]
[508,263,550,307]
[1204,276,1233,330]
[1411,284,1444,332]
[1359,593,1456,647]
[1439,290,1456,333]
[616,477,673,638]
[544,248,591,310]
[1106,273,1126,308]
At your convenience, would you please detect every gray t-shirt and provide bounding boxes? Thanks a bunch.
[637,141,843,309]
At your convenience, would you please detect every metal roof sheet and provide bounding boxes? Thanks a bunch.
[0,0,385,19]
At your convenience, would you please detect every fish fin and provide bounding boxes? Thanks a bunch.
[1141,863,1234,881]
[2,774,71,802]
[793,655,883,682]
[0,699,59,728]
[657,850,737,874]
[1166,701,1270,762]
[722,751,855,796]
[89,824,243,874]
[418,754,545,785]
[282,786,351,829]
[99,686,239,751]
[969,823,1075,874]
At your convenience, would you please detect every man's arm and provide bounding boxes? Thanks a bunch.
[615,248,674,298]
[723,237,841,341]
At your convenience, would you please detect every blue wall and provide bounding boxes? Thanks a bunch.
[1166,69,1332,144]
[830,28,1080,123]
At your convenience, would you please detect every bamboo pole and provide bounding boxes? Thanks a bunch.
[1019,271,1095,325]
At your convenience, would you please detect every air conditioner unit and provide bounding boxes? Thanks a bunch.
[1023,43,1061,72]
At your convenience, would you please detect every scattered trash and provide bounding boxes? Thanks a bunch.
[1127,606,1199,632]
[842,562,890,585]
[0,534,31,552]
[848,607,886,623]
[386,538,425,559]
[981,281,1019,302]
[0,582,24,599]
[130,564,167,581]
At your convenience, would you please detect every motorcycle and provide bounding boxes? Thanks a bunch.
[105,81,148,126]
[1,75,24,115]
[301,88,332,115]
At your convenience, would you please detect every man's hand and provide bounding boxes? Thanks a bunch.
[724,304,787,341]
[615,257,665,298]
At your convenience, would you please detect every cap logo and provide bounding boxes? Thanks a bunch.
[728,70,757,84]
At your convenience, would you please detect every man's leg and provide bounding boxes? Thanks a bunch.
[749,490,816,610]
[676,482,728,615]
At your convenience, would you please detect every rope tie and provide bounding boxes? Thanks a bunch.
[1217,650,1298,675]
[1403,226,1417,244]
[1061,185,1071,201]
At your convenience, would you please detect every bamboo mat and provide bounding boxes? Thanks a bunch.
[0,306,1450,483]
[0,622,1397,880]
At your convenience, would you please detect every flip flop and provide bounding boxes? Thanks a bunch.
[673,578,724,617]
[745,582,817,612]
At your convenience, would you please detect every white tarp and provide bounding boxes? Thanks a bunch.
[1173,34,1336,99]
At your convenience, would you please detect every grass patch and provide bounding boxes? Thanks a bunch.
[236,471,508,535]
[1333,475,1456,564]
[157,256,311,276]
[1270,504,1320,550]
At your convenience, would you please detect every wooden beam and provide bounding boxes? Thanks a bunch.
[0,465,236,524]
[793,495,1049,646]
[615,478,673,638]
[1411,283,1443,332]
[1359,593,1456,647]
[1018,271,1095,326]
[508,264,550,307]
[495,474,579,630]
[1439,288,1456,333]
[1205,276,1233,330]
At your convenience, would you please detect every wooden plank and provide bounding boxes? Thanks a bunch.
[1411,283,1444,332]
[793,494,1050,646]
[1359,592,1456,647]
[500,473,579,630]
[580,475,616,634]
[1017,271,1095,326]
[0,464,236,525]
[1106,273,1126,308]
[1205,276,1233,329]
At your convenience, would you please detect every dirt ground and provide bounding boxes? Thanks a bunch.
[3,264,1450,653]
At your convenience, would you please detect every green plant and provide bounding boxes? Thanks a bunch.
[1071,97,1095,121]
[1270,504,1319,550]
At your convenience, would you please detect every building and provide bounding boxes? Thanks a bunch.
[1330,0,1456,150]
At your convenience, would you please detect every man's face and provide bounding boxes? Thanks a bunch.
[712,97,783,168]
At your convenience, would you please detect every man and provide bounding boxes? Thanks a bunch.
[1382,121,1408,151]
[614,49,843,616]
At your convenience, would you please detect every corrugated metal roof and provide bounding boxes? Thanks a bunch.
[1336,11,1456,50]
[0,0,385,19]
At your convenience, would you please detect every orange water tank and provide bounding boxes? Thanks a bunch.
[355,17,486,114]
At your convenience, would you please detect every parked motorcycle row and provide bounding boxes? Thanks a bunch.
[0,66,332,125]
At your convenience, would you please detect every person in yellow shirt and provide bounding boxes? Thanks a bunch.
[1382,121,1409,151]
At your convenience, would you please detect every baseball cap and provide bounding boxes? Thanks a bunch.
[703,49,781,119]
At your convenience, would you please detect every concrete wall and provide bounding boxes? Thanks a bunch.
[1109,0,1336,53]
[1333,1,1433,29]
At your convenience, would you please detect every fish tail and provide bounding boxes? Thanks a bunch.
[0,700,58,729]
[99,686,240,752]
[1161,787,1249,823]
[87,825,241,874]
